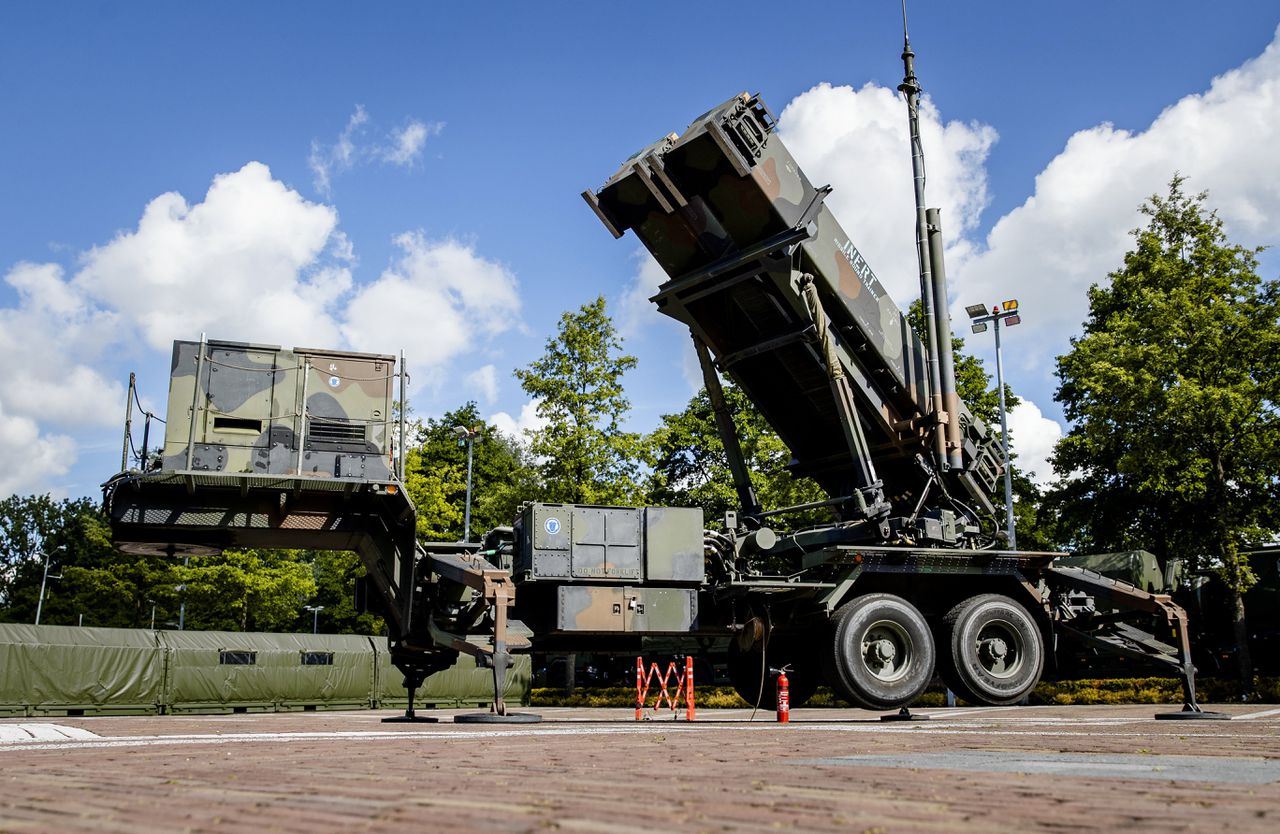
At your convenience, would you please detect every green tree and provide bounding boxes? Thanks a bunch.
[515,296,642,505]
[0,495,159,626]
[178,549,316,632]
[299,550,384,635]
[403,446,465,540]
[1052,176,1280,693]
[407,402,541,540]
[643,383,826,522]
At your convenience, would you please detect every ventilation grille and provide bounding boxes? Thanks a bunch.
[307,419,366,449]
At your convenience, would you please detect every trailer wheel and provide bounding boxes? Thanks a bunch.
[941,594,1044,706]
[825,594,935,710]
[727,638,819,711]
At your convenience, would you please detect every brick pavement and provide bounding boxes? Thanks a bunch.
[1,704,1277,833]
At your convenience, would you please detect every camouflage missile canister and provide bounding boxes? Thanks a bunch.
[160,339,396,481]
[584,93,1001,512]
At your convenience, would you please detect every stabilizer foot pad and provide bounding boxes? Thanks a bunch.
[1154,711,1231,720]
[382,715,439,723]
[455,712,543,724]
[881,708,930,722]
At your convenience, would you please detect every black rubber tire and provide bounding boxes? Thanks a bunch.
[727,636,820,711]
[825,593,935,710]
[941,593,1044,706]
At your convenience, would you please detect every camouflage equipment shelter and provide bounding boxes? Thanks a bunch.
[160,338,397,480]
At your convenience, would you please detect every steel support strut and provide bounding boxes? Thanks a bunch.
[798,274,889,519]
[1046,566,1229,720]
[423,550,540,723]
[693,334,762,518]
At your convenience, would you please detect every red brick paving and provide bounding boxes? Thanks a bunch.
[1,705,1276,833]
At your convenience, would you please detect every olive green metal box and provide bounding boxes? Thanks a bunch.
[554,586,698,633]
[513,503,704,585]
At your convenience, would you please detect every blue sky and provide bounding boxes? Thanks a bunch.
[2,1,1279,498]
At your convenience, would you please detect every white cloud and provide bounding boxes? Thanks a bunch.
[0,262,124,431]
[0,399,75,496]
[466,364,499,404]
[74,162,344,351]
[343,233,521,387]
[311,108,443,192]
[0,162,521,496]
[955,24,1280,391]
[1007,399,1063,487]
[488,400,547,441]
[770,28,1280,486]
[309,105,369,195]
[616,249,670,338]
[382,120,442,166]
[778,81,997,305]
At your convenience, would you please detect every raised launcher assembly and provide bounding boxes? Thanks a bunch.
[584,91,1223,718]
[584,93,1002,546]
[104,337,534,722]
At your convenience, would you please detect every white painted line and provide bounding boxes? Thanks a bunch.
[0,723,100,742]
[1232,707,1280,720]
[0,725,31,742]
[918,706,1022,719]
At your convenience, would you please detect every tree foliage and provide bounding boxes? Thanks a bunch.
[516,296,642,505]
[0,495,338,633]
[306,549,384,635]
[1051,177,1280,688]
[643,383,825,522]
[407,402,540,540]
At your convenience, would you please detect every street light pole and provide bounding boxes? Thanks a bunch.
[966,300,1023,550]
[34,546,64,626]
[177,554,189,630]
[992,316,1016,550]
[304,604,325,634]
[454,425,478,543]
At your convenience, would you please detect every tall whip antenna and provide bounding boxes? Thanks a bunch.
[897,2,965,474]
[898,1,946,472]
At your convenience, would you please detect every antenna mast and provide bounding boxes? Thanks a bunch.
[899,4,964,472]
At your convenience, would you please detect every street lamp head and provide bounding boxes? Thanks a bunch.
[964,303,988,319]
[971,322,988,334]
[453,425,468,439]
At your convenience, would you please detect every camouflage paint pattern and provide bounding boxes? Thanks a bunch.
[555,585,697,633]
[584,93,1002,514]
[160,339,396,481]
[514,503,704,585]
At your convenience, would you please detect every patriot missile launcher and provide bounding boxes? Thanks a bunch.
[105,32,1218,720]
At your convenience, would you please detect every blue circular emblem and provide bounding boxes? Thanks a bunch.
[328,376,340,387]
[544,517,561,535]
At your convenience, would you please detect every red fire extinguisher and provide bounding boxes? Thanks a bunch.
[776,666,791,724]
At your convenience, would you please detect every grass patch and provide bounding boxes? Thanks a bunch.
[530,677,1280,708]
